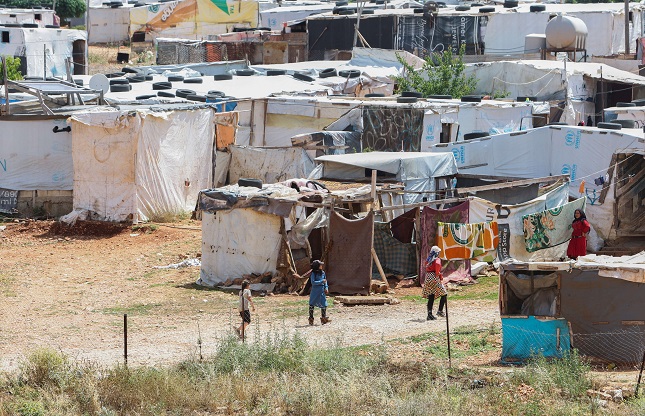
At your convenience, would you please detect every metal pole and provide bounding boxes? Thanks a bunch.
[636,350,645,397]
[445,298,451,368]
[123,314,128,365]
[2,56,9,116]
[43,44,46,80]
[624,0,630,55]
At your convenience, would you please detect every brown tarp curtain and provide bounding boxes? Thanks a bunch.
[326,211,374,295]
[390,207,418,244]
[419,202,472,285]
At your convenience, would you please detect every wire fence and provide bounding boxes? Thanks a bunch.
[502,323,645,367]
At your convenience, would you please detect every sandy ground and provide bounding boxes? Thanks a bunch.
[0,220,497,369]
[0,220,638,389]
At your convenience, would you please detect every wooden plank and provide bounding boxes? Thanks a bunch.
[380,197,467,211]
[622,320,645,326]
[335,295,391,305]
[455,175,570,195]
[371,248,388,284]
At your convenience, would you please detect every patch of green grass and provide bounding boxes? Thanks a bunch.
[132,224,158,233]
[421,325,499,359]
[101,303,161,316]
[0,273,16,297]
[449,275,499,301]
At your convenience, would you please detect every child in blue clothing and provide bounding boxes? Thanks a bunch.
[308,260,331,325]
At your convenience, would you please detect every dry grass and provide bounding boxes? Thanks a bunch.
[0,340,642,415]
[87,44,156,75]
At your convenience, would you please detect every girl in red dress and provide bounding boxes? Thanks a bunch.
[567,209,590,260]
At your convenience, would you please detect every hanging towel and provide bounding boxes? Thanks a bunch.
[522,197,586,253]
[437,221,499,261]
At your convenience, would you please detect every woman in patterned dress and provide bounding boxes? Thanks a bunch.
[422,245,448,321]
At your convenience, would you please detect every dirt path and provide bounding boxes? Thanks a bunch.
[0,220,502,371]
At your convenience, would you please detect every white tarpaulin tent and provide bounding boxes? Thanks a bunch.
[315,151,458,203]
[228,145,315,184]
[199,208,283,286]
[0,28,86,78]
[605,105,645,128]
[483,3,644,57]
[88,6,130,43]
[69,108,214,221]
[431,125,645,238]
[260,3,334,30]
[0,118,73,191]
[466,60,645,103]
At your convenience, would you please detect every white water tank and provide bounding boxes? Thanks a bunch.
[545,14,588,50]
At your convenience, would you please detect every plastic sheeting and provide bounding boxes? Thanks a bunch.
[0,28,86,78]
[0,118,73,191]
[88,7,130,43]
[199,209,283,286]
[317,152,458,205]
[317,151,456,178]
[260,3,334,30]
[288,207,329,247]
[70,108,214,221]
[483,6,642,57]
[228,146,315,184]
[501,317,571,363]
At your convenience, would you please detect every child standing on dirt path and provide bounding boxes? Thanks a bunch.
[308,260,330,325]
[237,280,255,339]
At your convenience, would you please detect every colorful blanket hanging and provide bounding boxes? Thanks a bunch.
[420,202,472,284]
[522,197,586,253]
[437,221,499,261]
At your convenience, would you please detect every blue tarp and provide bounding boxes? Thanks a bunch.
[501,316,571,363]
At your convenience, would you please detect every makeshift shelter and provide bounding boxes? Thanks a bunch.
[197,182,376,294]
[260,3,334,31]
[87,5,131,43]
[129,0,259,41]
[465,61,645,115]
[499,254,645,364]
[306,3,645,60]
[431,125,645,240]
[228,145,315,184]
[0,8,56,26]
[313,152,458,204]
[68,108,216,222]
[0,28,86,77]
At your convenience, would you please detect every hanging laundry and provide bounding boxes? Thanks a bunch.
[420,202,472,284]
[436,221,499,261]
[522,197,586,253]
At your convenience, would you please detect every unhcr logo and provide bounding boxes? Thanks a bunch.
[561,163,578,180]
[564,129,581,149]
[451,146,466,164]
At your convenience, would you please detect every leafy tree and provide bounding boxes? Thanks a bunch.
[0,56,24,82]
[394,45,477,98]
[55,0,86,23]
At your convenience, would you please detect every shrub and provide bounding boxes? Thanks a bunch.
[394,45,477,98]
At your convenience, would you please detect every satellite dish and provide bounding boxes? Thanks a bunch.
[89,74,109,93]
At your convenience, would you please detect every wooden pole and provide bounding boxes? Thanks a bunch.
[371,248,388,284]
[371,169,377,204]
[123,314,128,366]
[636,350,645,397]
[445,298,452,368]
